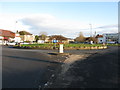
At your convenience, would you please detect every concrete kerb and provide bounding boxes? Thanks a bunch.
[48,52,71,56]
[13,45,108,50]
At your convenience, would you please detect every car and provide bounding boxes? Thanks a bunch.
[20,42,30,45]
[6,42,17,46]
[107,41,115,44]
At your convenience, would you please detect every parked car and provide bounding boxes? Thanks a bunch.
[6,42,17,46]
[107,41,115,44]
[20,42,30,45]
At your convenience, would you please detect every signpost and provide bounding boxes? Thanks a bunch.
[90,41,93,44]
[53,39,58,49]
[53,40,57,43]
[59,43,64,53]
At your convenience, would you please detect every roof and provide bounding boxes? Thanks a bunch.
[0,29,15,38]
[49,35,68,40]
[67,38,74,40]
[19,31,32,35]
[96,35,103,38]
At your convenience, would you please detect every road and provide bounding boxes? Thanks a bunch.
[47,46,119,88]
[2,46,66,88]
[2,46,119,88]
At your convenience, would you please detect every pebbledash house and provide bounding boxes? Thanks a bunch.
[0,29,35,45]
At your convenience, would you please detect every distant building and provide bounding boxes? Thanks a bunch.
[66,38,75,43]
[96,34,104,44]
[103,33,119,43]
[37,40,45,43]
[44,36,50,43]
[38,36,50,43]
[85,37,98,44]
[0,29,15,45]
[19,31,35,42]
[14,30,21,43]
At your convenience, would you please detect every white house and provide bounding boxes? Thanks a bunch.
[14,31,21,43]
[103,33,119,43]
[0,36,3,45]
[37,40,45,43]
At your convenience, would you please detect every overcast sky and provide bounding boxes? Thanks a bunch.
[0,1,118,38]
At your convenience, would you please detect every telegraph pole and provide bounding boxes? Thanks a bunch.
[15,21,18,31]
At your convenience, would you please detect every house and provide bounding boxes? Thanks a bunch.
[49,35,68,43]
[85,37,98,44]
[0,29,15,45]
[19,31,35,42]
[38,35,50,43]
[103,33,119,43]
[96,34,104,44]
[66,38,75,43]
[14,30,21,43]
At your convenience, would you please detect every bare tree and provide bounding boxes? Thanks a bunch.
[75,32,85,42]
[39,32,48,41]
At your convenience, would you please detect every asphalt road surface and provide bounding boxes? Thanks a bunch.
[2,46,119,89]
[2,46,66,88]
[47,46,119,88]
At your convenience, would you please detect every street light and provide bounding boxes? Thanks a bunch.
[89,23,92,37]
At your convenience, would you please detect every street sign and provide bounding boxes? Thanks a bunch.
[53,40,58,43]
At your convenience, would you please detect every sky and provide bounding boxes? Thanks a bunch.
[0,1,118,38]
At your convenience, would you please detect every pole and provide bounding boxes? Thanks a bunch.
[59,44,64,53]
[15,21,17,32]
[89,24,92,37]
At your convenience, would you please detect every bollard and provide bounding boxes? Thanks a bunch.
[59,44,64,53]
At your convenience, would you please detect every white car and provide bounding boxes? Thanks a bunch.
[20,42,30,45]
[7,42,17,46]
[107,41,115,44]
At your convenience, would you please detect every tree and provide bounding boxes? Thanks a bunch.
[39,32,48,41]
[35,35,39,43]
[75,32,85,42]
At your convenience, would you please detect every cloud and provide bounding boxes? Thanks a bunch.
[94,24,118,34]
[96,24,118,29]
[20,13,90,37]
[0,14,31,32]
[0,13,118,38]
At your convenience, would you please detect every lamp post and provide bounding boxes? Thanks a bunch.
[89,23,93,44]
[89,23,92,37]
[15,21,21,44]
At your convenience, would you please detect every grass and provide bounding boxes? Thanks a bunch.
[19,43,106,48]
[20,43,54,48]
[64,44,103,47]
[106,43,120,46]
